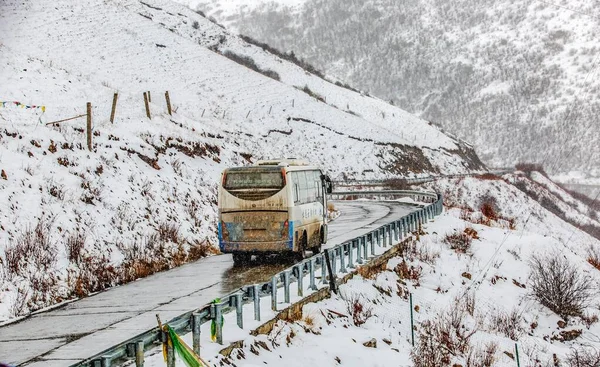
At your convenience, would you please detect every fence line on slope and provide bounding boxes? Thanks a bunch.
[72,190,443,367]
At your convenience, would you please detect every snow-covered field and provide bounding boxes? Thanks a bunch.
[0,0,484,322]
[139,174,600,366]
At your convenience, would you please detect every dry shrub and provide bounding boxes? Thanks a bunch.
[9,289,29,317]
[464,227,479,240]
[4,219,57,278]
[463,292,476,316]
[187,240,219,261]
[479,195,499,224]
[566,346,600,367]
[412,308,476,367]
[404,240,440,264]
[581,312,599,329]
[394,260,422,284]
[488,307,524,340]
[530,252,597,319]
[69,253,116,298]
[444,231,472,253]
[356,261,387,280]
[66,230,86,264]
[588,246,600,271]
[460,208,474,221]
[515,162,548,177]
[466,342,498,367]
[119,234,167,282]
[342,293,373,326]
[158,222,180,244]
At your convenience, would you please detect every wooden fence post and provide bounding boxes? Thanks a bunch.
[143,92,151,119]
[110,93,118,123]
[86,102,92,151]
[147,91,151,103]
[165,91,172,115]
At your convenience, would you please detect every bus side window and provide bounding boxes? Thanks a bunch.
[291,172,300,203]
[298,171,308,204]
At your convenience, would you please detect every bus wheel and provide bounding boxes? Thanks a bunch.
[310,229,323,255]
[297,232,310,260]
[232,253,251,266]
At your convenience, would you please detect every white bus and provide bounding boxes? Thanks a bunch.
[218,159,332,265]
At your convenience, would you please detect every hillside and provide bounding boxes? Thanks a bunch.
[186,0,600,180]
[0,0,484,321]
[138,172,600,367]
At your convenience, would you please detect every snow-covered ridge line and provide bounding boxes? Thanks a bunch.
[71,191,442,366]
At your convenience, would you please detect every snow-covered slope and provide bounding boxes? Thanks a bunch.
[189,0,600,181]
[0,0,484,321]
[140,174,600,367]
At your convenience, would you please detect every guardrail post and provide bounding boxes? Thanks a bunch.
[403,218,408,237]
[370,232,376,255]
[136,340,144,367]
[211,303,224,345]
[234,293,243,329]
[331,248,337,274]
[382,227,387,247]
[388,224,393,246]
[167,334,176,367]
[253,285,261,321]
[271,276,278,311]
[309,258,317,290]
[356,237,363,264]
[321,255,327,284]
[340,244,347,273]
[297,264,304,297]
[192,312,201,356]
[284,271,291,303]
[362,236,368,260]
[348,241,355,268]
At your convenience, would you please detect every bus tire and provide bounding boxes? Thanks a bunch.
[297,231,310,260]
[310,229,324,255]
[232,253,251,266]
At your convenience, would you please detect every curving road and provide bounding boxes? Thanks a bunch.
[0,201,418,367]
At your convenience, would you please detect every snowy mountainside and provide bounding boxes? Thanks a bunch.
[138,173,600,367]
[189,0,600,180]
[0,0,483,321]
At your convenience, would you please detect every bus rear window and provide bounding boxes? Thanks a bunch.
[225,171,284,190]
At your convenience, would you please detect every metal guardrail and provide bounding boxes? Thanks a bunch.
[73,190,444,367]
[332,170,512,188]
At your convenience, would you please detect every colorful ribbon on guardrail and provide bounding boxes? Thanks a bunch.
[162,324,207,367]
[1,101,46,112]
[210,298,223,342]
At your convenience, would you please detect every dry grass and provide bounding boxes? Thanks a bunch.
[187,239,219,261]
[444,231,472,253]
[356,261,387,280]
[412,307,477,367]
[393,260,422,284]
[466,342,498,367]
[487,307,524,341]
[588,246,600,271]
[342,293,373,327]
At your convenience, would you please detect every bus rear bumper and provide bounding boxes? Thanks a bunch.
[219,240,294,254]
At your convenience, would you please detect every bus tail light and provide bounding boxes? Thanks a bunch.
[221,221,229,240]
[282,220,289,237]
[281,168,286,186]
[221,172,227,187]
